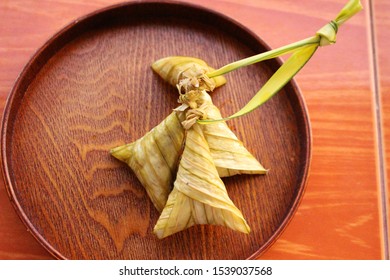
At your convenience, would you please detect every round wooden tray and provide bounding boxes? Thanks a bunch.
[1,1,311,260]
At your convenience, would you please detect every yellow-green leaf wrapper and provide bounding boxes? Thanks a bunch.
[153,123,250,239]
[152,56,227,89]
[199,91,267,176]
[110,112,185,212]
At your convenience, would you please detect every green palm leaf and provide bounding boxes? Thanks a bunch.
[198,0,362,123]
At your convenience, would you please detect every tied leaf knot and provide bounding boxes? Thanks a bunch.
[316,20,339,46]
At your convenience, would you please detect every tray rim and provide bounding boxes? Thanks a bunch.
[0,0,312,260]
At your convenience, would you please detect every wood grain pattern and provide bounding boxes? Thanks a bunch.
[0,0,386,260]
[374,0,390,258]
[252,0,383,259]
[1,2,310,259]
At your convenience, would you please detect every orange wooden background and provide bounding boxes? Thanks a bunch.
[0,0,388,259]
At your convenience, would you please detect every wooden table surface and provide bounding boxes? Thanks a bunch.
[0,0,388,260]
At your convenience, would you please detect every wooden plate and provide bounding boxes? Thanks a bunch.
[1,1,311,260]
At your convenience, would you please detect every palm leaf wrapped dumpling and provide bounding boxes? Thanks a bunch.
[199,91,267,177]
[152,56,267,177]
[110,112,185,212]
[152,56,227,92]
[111,57,266,215]
[154,123,250,239]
